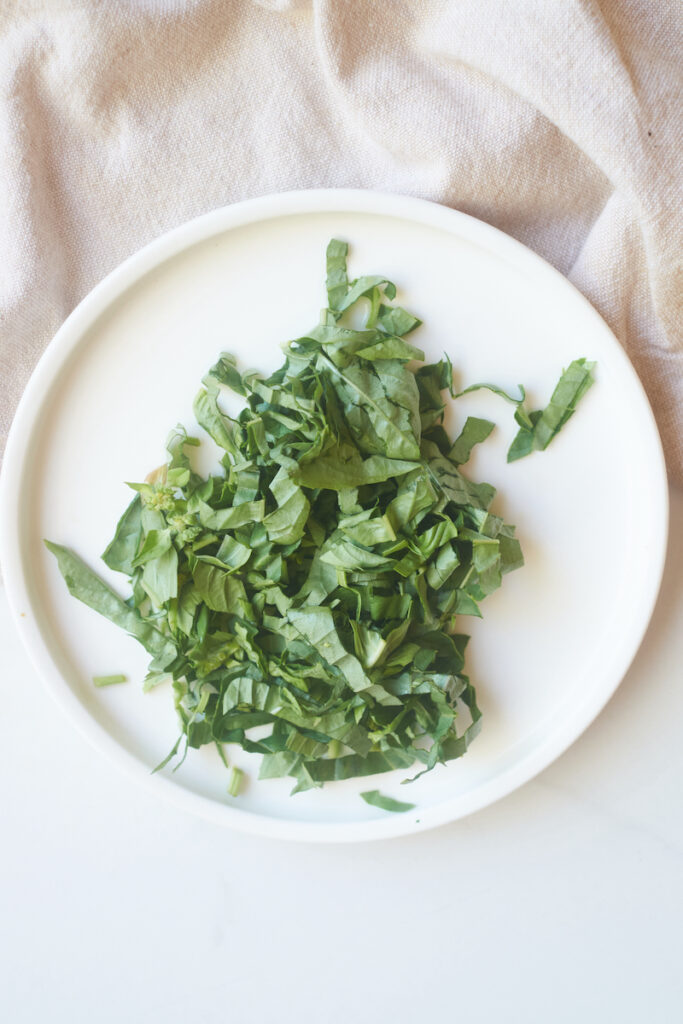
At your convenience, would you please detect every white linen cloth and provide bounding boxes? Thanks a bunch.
[1,0,680,478]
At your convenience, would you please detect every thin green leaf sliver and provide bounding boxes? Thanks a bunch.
[507,358,595,462]
[44,542,177,668]
[360,790,416,813]
[93,674,127,687]
[228,766,243,797]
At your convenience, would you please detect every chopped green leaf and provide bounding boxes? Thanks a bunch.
[228,766,243,797]
[360,790,416,813]
[43,541,177,668]
[325,238,349,312]
[93,674,127,687]
[101,495,142,574]
[450,416,495,465]
[507,359,595,461]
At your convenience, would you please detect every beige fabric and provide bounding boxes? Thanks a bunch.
[1,0,681,478]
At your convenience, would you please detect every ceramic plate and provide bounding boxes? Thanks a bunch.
[0,190,668,841]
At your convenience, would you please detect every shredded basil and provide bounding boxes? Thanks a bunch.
[45,239,594,801]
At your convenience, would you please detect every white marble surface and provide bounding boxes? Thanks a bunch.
[1,488,681,1024]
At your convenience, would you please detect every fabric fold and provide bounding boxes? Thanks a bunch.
[0,0,680,478]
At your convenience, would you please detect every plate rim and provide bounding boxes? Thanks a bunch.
[0,188,669,842]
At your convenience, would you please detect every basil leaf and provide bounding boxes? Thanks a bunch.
[360,790,416,813]
[44,542,176,667]
[93,674,127,687]
[325,238,349,312]
[102,494,142,574]
[507,359,595,461]
[450,417,495,465]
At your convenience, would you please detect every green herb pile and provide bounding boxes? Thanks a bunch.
[47,240,594,798]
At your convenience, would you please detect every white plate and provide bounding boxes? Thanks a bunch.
[0,190,667,842]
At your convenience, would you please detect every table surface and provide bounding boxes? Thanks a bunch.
[1,488,681,1024]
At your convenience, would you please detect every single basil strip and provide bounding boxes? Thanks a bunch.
[44,541,177,667]
[449,416,495,465]
[93,674,127,687]
[507,359,595,462]
[360,789,416,813]
[228,766,244,797]
[325,238,349,312]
